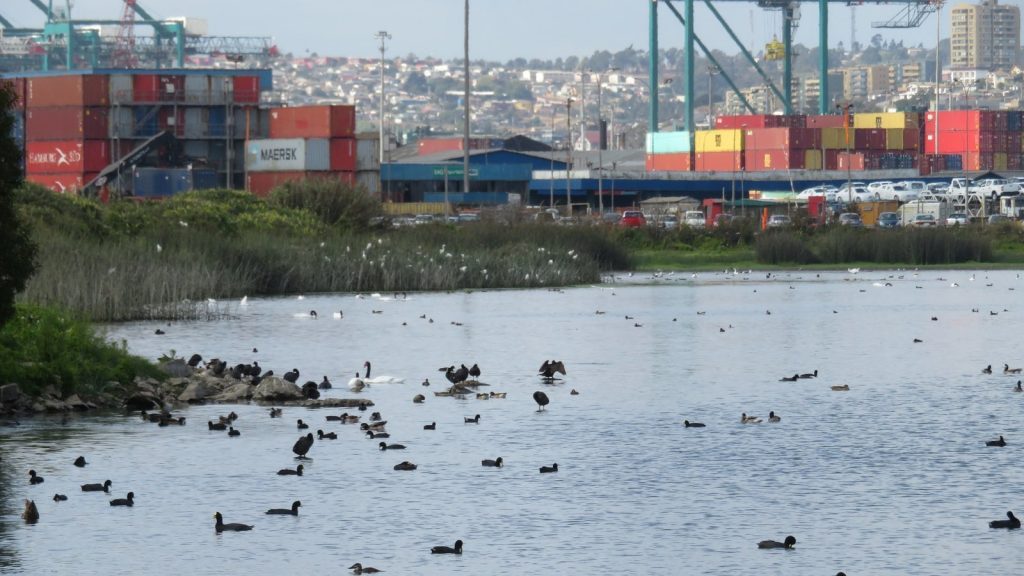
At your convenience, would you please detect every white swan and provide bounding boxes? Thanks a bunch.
[361,361,405,384]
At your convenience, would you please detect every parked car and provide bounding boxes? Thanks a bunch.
[413,214,436,225]
[877,212,901,228]
[911,214,938,227]
[601,211,622,225]
[878,181,926,202]
[619,210,647,228]
[661,217,680,230]
[683,210,706,228]
[987,214,1011,224]
[838,213,863,227]
[796,185,838,201]
[836,185,872,203]
[766,214,792,228]
[713,213,734,227]
[945,213,968,226]
[458,213,480,223]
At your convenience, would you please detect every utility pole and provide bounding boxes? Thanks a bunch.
[566,97,574,218]
[463,0,471,203]
[375,30,391,201]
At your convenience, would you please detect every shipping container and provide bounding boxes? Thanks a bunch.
[744,149,806,171]
[25,140,110,174]
[805,149,823,170]
[183,108,208,139]
[133,107,159,137]
[269,105,356,139]
[246,171,356,197]
[645,131,692,154]
[26,107,110,141]
[329,138,356,172]
[853,112,919,130]
[109,74,133,104]
[806,114,850,129]
[158,108,185,136]
[743,127,819,150]
[825,150,865,171]
[233,76,261,104]
[356,170,380,195]
[854,129,887,151]
[245,138,331,172]
[923,130,986,155]
[993,152,1009,171]
[821,127,854,150]
[25,172,99,194]
[694,151,743,171]
[715,114,805,129]
[184,75,210,104]
[645,152,692,172]
[132,168,219,197]
[694,129,744,153]
[27,75,109,107]
[183,140,211,162]
[416,136,501,156]
[233,107,265,139]
[209,76,232,105]
[356,134,381,171]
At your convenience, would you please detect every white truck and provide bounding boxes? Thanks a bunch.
[948,178,1021,202]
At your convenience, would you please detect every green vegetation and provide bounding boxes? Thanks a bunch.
[756,227,993,265]
[15,182,629,322]
[0,304,164,398]
[0,81,38,328]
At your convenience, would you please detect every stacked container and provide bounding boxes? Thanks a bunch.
[743,127,821,171]
[246,105,358,196]
[694,129,744,171]
[923,110,1021,171]
[644,131,691,171]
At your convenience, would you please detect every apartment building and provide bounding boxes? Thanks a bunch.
[951,0,1020,70]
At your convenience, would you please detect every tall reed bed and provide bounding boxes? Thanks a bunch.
[16,186,628,321]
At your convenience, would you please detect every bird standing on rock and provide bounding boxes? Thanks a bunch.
[283,369,300,383]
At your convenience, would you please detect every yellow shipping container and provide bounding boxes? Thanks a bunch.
[994,153,1008,171]
[694,129,744,153]
[853,112,918,130]
[821,127,853,150]
[804,149,822,170]
[885,128,904,150]
[383,202,452,216]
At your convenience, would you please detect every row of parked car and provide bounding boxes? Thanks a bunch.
[797,178,1024,204]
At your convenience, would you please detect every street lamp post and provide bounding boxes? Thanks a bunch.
[463,0,471,209]
[836,101,854,203]
[566,97,575,218]
[707,64,719,127]
[375,30,391,202]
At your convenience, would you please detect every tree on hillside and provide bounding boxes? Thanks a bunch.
[0,83,36,328]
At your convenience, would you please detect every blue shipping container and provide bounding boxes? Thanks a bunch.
[132,168,219,197]
[209,107,227,137]
[133,107,159,137]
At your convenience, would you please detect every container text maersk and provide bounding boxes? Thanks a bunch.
[260,146,299,162]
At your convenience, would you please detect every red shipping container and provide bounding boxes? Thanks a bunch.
[329,138,357,171]
[1008,133,1022,153]
[25,140,111,174]
[744,149,805,171]
[26,107,110,140]
[133,74,159,102]
[247,171,356,197]
[27,75,109,107]
[925,111,983,132]
[269,105,356,139]
[645,153,692,172]
[902,128,920,151]
[418,137,465,156]
[744,127,819,150]
[715,114,806,129]
[26,172,99,194]
[924,130,980,155]
[854,129,887,151]
[158,75,185,102]
[158,108,185,136]
[694,151,743,172]
[233,76,261,104]
[825,150,865,171]
[1008,154,1023,171]
[806,114,850,129]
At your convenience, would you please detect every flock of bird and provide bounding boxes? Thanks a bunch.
[17,354,576,572]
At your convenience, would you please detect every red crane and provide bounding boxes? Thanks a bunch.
[111,0,138,68]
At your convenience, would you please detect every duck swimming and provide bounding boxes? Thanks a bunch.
[779,374,799,382]
[393,461,417,471]
[214,512,253,532]
[831,385,850,391]
[265,500,301,515]
[28,470,43,485]
[317,429,338,440]
[423,422,436,430]
[1015,380,1022,392]
[465,414,481,424]
[684,420,706,428]
[986,435,1007,447]
[431,539,463,554]
[348,563,382,574]
[73,456,88,467]
[277,464,304,476]
[983,365,993,374]
[989,510,1021,529]
[481,457,503,467]
[741,413,762,424]
[379,442,406,450]
[768,411,781,423]
[539,463,558,473]
[757,535,796,549]
[109,492,134,507]
[82,480,112,492]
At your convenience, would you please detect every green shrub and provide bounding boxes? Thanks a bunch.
[269,178,382,231]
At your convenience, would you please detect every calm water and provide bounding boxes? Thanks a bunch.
[3,270,1024,575]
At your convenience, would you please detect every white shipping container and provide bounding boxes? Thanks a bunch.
[184,75,210,104]
[109,75,133,104]
[183,108,208,139]
[209,77,232,104]
[356,135,380,171]
[246,138,329,172]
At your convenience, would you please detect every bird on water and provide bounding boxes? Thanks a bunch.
[28,470,44,485]
[266,501,301,516]
[989,511,1021,529]
[684,420,706,428]
[431,539,463,554]
[73,456,87,467]
[533,391,550,412]
[757,535,796,549]
[986,435,1007,447]
[293,433,314,458]
[214,512,253,532]
[349,563,382,574]
[482,457,503,467]
[109,492,134,507]
[539,463,558,473]
[81,480,112,492]
[277,464,304,476]
[538,360,566,380]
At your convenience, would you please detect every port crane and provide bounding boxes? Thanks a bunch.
[649,0,942,136]
[0,0,275,70]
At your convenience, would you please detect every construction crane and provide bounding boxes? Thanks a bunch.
[2,0,275,71]
[649,0,942,137]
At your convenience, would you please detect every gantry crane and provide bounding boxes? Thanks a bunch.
[0,0,275,70]
[649,0,942,136]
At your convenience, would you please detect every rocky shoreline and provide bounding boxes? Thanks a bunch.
[0,358,372,418]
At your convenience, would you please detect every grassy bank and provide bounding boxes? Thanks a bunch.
[0,304,163,398]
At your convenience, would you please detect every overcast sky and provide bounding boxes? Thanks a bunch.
[5,1,1007,61]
